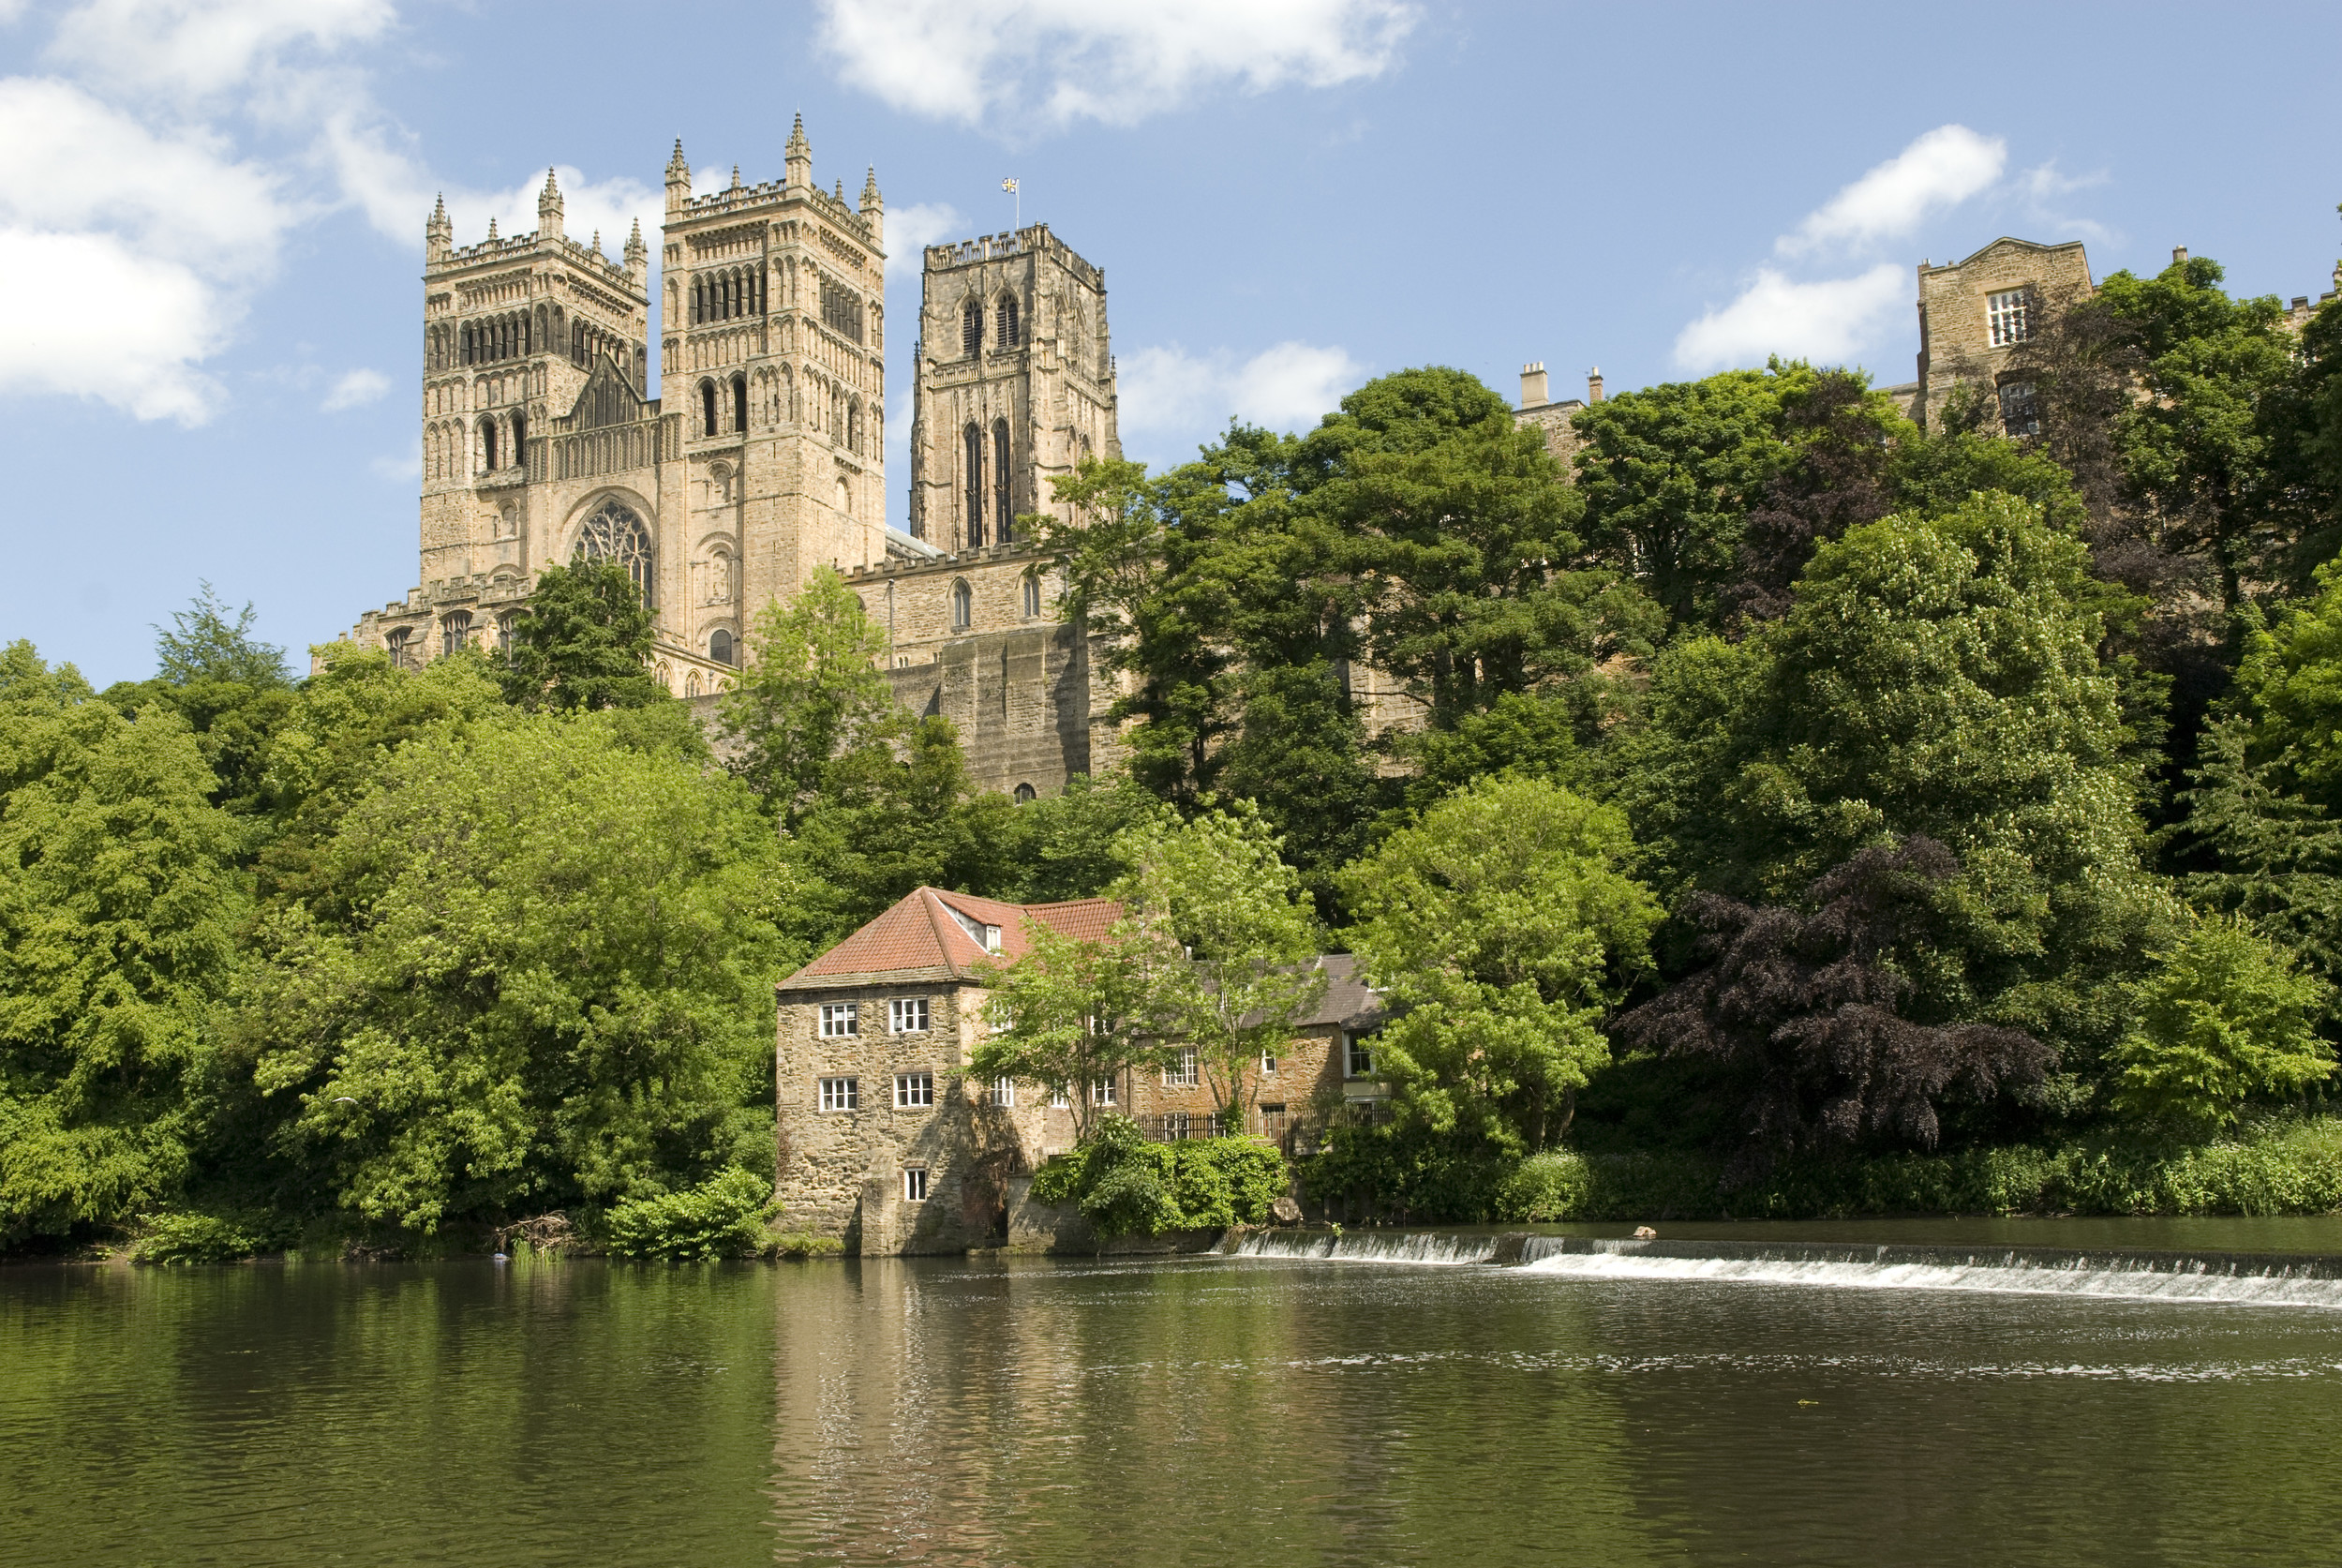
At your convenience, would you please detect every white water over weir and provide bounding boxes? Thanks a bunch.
[1227,1231,2342,1307]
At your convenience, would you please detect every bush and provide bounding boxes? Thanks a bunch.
[599,1167,772,1261]
[1030,1117,1288,1237]
[767,1229,845,1259]
[132,1210,262,1264]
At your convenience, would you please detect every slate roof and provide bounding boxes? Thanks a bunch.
[1294,952,1385,1032]
[777,887,1121,993]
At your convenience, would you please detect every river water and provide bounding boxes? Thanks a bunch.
[7,1218,2342,1566]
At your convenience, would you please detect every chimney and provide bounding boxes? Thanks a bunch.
[1518,361,1548,410]
[1587,366,1604,403]
[2172,246,2189,265]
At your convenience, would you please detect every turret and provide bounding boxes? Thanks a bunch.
[665,138,691,214]
[784,113,811,190]
[537,167,563,242]
[624,217,647,286]
[425,193,451,262]
[861,166,884,247]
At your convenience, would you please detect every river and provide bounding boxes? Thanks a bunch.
[7,1217,2342,1565]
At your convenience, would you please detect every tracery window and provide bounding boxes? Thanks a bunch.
[385,627,417,668]
[496,612,516,651]
[952,578,973,631]
[962,299,982,357]
[997,295,1020,349]
[574,498,654,605]
[962,423,984,547]
[440,610,472,657]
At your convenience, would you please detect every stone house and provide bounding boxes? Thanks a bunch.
[773,886,1387,1255]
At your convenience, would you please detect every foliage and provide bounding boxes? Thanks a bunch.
[102,584,297,819]
[232,709,798,1232]
[1109,801,1324,1122]
[130,1208,264,1264]
[1614,838,2053,1172]
[2179,714,2342,982]
[984,773,1176,904]
[0,643,246,1246]
[1028,1116,1286,1237]
[1339,774,1661,1154]
[2111,915,2334,1131]
[2227,565,2342,814]
[719,566,894,814]
[497,558,665,711]
[599,1166,773,1261]
[1726,368,1905,626]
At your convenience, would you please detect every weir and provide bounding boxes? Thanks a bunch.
[1227,1230,2342,1307]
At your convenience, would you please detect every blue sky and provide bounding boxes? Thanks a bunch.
[6,0,2340,685]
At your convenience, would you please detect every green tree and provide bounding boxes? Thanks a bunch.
[102,585,298,820]
[0,643,245,1245]
[234,709,800,1232]
[1338,775,1662,1154]
[2112,915,2333,1132]
[498,558,665,711]
[1110,802,1325,1125]
[986,773,1176,904]
[2179,715,2342,985]
[969,915,1186,1140]
[719,566,894,814]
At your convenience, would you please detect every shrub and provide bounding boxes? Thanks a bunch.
[1030,1116,1288,1237]
[133,1210,262,1264]
[2112,916,2334,1132]
[600,1167,771,1261]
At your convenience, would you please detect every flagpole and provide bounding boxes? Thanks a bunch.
[1003,176,1019,232]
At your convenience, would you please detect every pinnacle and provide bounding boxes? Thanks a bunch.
[542,166,559,194]
[787,112,809,151]
[486,217,498,240]
[667,137,689,172]
[730,164,742,189]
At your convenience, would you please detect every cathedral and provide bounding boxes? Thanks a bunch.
[346,120,1126,797]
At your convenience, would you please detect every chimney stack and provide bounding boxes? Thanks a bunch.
[1588,366,1604,403]
[1519,361,1548,410]
[2172,246,2189,265]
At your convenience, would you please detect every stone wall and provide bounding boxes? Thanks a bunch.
[1913,238,2094,433]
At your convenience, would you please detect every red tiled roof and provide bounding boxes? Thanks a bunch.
[778,887,1122,992]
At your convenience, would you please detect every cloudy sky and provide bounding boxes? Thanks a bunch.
[7,0,2340,682]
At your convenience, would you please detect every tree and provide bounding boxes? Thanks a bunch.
[1337,775,1662,1154]
[498,558,665,711]
[1613,838,2052,1172]
[718,566,894,814]
[0,643,245,1245]
[2225,568,2342,813]
[986,773,1176,904]
[1109,802,1325,1125]
[234,709,801,1231]
[969,915,1185,1142]
[2179,715,2342,984]
[1571,364,1801,631]
[2111,914,2333,1132]
[1726,369,1902,627]
[102,585,298,818]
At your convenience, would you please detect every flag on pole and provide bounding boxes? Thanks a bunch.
[1001,178,1018,193]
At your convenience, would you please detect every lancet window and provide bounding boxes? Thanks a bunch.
[962,423,984,546]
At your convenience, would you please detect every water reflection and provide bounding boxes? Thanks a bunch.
[6,1235,2342,1567]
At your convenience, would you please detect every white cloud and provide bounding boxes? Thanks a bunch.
[1673,264,1906,373]
[48,0,393,101]
[1121,340,1364,443]
[817,0,1416,130]
[0,228,230,421]
[369,437,417,482]
[322,366,387,411]
[1778,125,2005,258]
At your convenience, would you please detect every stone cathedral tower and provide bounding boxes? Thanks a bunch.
[906,224,1119,548]
[349,120,894,695]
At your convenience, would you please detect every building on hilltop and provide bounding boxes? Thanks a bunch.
[774,886,1386,1255]
[1513,360,1602,463]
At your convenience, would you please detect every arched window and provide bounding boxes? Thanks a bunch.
[700,380,719,437]
[962,298,982,357]
[481,418,498,471]
[686,670,703,697]
[459,323,472,365]
[997,295,1019,349]
[732,372,748,434]
[951,578,973,631]
[709,627,735,666]
[496,611,516,651]
[574,497,655,605]
[992,419,1013,543]
[440,610,472,657]
[510,409,526,467]
[962,423,984,547]
[847,398,862,455]
[1022,574,1041,619]
[385,627,416,668]
[1013,783,1037,804]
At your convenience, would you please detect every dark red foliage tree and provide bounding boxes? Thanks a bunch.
[1613,837,2051,1175]
[1723,370,1894,629]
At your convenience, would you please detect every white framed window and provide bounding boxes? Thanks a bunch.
[902,1166,929,1202]
[895,1072,934,1109]
[889,997,930,1034]
[1090,1078,1117,1107]
[986,1076,1015,1108]
[818,1003,858,1038]
[1164,1047,1199,1088]
[1345,1034,1376,1080]
[944,905,1005,954]
[1049,1083,1069,1109]
[1987,287,2031,348]
[1261,1049,1278,1075]
[818,1077,859,1112]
